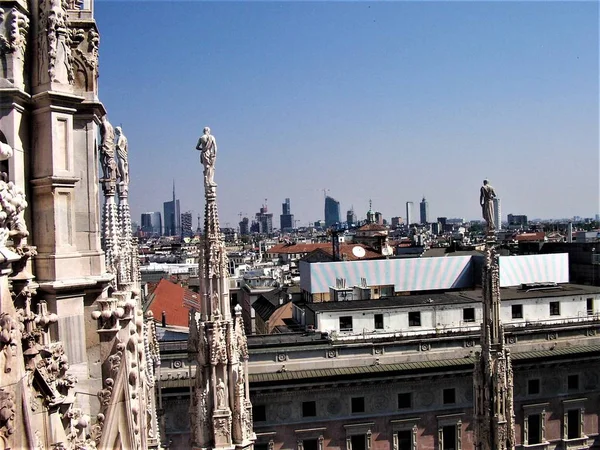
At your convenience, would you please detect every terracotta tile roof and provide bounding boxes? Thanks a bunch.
[357,223,387,232]
[515,232,546,242]
[147,279,200,327]
[267,243,333,255]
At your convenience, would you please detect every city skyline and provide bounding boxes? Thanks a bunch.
[96,2,599,227]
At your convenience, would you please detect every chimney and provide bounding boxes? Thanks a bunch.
[162,311,166,327]
[567,222,573,243]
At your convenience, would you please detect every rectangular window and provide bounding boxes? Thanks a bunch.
[351,397,365,413]
[512,304,523,319]
[587,298,594,315]
[254,404,266,422]
[302,401,316,417]
[567,374,579,390]
[397,430,412,450]
[463,308,475,322]
[443,388,456,405]
[397,393,412,409]
[528,379,540,395]
[550,301,560,316]
[442,425,457,450]
[350,435,366,450]
[409,311,421,327]
[374,314,384,330]
[528,414,541,444]
[339,316,353,332]
[567,409,580,440]
[303,439,318,450]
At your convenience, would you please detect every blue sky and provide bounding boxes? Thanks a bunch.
[96,1,599,228]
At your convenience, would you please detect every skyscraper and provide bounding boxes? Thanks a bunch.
[406,201,414,226]
[324,196,340,227]
[239,217,249,235]
[163,181,180,236]
[140,211,162,235]
[420,197,429,224]
[280,198,294,231]
[255,205,273,234]
[493,198,501,230]
[181,211,193,238]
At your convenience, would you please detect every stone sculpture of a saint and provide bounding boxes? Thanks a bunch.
[115,126,129,185]
[480,179,497,233]
[216,377,226,409]
[196,127,217,189]
[100,116,117,181]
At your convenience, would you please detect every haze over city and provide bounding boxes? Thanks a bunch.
[96,1,599,228]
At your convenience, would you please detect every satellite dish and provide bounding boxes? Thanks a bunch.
[382,246,391,256]
[352,246,366,258]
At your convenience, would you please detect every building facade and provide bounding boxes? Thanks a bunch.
[0,0,161,446]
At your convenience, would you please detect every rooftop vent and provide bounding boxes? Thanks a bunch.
[521,282,561,292]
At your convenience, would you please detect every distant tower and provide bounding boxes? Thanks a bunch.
[280,198,294,231]
[366,199,375,224]
[181,211,193,238]
[324,195,341,227]
[493,198,501,230]
[406,201,414,226]
[196,214,202,235]
[346,207,357,227]
[474,246,515,450]
[420,196,429,224]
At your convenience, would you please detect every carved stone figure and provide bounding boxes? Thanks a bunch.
[115,126,129,185]
[100,116,117,182]
[196,127,217,188]
[216,378,226,409]
[480,179,496,233]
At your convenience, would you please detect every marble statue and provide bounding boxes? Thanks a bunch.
[196,127,217,188]
[216,378,226,409]
[480,179,496,233]
[115,126,129,185]
[100,116,117,181]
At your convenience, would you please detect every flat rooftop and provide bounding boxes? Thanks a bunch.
[305,283,600,313]
[457,283,600,302]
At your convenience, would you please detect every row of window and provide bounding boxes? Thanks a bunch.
[528,374,579,394]
[254,389,457,422]
[255,409,584,450]
[338,298,596,331]
[255,374,582,423]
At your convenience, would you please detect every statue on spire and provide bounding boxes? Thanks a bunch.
[190,128,255,450]
[196,126,217,189]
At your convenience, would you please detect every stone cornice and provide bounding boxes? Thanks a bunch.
[30,176,81,190]
[31,90,85,110]
[0,88,32,109]
[37,273,113,294]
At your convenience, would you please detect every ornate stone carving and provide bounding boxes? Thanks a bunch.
[38,0,74,84]
[5,7,29,55]
[474,246,515,450]
[0,388,15,439]
[0,145,29,248]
